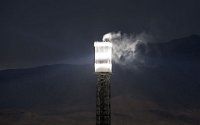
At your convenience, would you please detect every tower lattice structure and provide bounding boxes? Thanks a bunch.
[96,73,111,125]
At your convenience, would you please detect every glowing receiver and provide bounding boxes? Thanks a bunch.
[94,42,112,73]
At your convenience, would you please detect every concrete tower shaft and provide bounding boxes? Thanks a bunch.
[96,73,111,125]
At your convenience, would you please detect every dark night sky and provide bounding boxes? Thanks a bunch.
[0,0,200,69]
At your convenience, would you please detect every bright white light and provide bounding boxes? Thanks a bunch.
[95,64,112,72]
[94,42,112,73]
[94,42,112,47]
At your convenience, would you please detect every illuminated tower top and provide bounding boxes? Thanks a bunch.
[94,39,112,73]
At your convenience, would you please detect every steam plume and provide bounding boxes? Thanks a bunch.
[103,32,150,66]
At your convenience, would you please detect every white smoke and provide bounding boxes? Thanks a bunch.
[102,32,150,66]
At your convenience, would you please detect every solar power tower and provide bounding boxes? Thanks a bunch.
[94,37,112,125]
